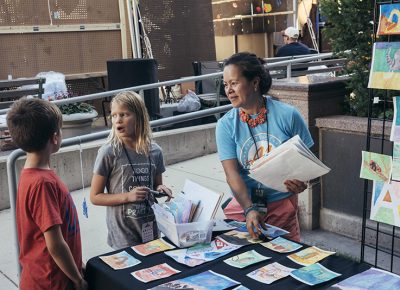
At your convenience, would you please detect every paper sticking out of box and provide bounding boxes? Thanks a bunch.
[181,179,224,222]
[152,179,224,248]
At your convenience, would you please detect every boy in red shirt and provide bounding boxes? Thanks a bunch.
[7,98,87,290]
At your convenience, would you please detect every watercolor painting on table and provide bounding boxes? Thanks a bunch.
[131,263,180,283]
[261,236,302,253]
[149,270,240,290]
[99,251,141,270]
[232,286,250,290]
[360,151,392,182]
[223,250,270,268]
[247,262,295,284]
[164,237,241,267]
[218,226,263,246]
[290,263,341,286]
[131,238,175,256]
[371,181,400,227]
[378,4,400,35]
[327,268,400,290]
[368,42,400,91]
[287,246,335,266]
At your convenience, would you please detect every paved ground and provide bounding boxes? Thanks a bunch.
[0,153,363,289]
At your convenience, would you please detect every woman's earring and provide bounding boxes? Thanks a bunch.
[254,87,257,92]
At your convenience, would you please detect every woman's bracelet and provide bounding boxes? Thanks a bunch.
[244,204,259,217]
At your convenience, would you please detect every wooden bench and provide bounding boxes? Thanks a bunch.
[0,77,46,150]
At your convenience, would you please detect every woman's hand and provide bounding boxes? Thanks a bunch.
[126,186,149,202]
[284,179,307,194]
[246,210,267,239]
[156,184,173,201]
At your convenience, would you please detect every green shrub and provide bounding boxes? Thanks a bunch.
[320,0,391,117]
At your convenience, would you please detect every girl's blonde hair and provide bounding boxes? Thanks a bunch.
[107,91,152,154]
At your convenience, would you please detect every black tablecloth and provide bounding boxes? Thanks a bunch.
[86,237,370,290]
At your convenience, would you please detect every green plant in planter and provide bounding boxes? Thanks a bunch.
[50,92,95,115]
[59,102,94,115]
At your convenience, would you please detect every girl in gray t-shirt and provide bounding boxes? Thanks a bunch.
[90,91,173,249]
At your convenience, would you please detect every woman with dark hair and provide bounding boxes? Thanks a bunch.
[216,52,314,242]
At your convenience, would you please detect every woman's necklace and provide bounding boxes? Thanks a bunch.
[239,98,268,128]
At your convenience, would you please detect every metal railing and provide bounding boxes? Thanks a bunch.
[0,52,336,115]
[6,51,340,281]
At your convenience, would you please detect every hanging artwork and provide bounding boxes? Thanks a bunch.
[392,142,400,180]
[360,151,392,182]
[390,97,400,142]
[377,3,400,35]
[368,42,400,90]
[370,181,400,227]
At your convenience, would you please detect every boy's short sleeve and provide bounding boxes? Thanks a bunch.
[29,181,63,233]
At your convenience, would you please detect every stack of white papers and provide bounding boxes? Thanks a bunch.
[249,135,330,192]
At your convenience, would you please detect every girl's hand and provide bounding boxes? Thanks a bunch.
[126,186,149,202]
[156,184,173,202]
[284,179,307,194]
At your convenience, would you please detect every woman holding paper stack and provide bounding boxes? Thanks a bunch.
[216,52,314,241]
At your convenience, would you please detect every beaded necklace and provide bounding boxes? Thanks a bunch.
[239,97,270,160]
[239,100,268,128]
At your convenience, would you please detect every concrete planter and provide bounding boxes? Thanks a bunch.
[62,110,98,139]
[316,115,392,240]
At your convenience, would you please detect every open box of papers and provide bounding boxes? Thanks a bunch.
[152,179,223,248]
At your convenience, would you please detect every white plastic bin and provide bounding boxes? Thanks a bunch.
[152,204,213,248]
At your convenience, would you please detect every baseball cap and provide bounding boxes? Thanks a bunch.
[284,27,299,39]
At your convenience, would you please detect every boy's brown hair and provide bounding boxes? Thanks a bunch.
[6,98,62,152]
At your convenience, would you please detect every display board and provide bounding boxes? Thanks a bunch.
[361,0,400,275]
